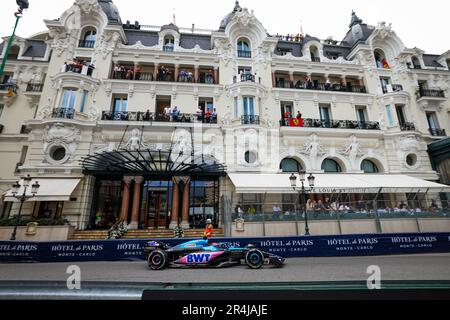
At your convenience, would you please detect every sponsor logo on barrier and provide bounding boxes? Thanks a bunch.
[367,265,381,290]
[51,244,104,258]
[391,236,438,249]
[66,265,81,290]
[116,243,145,257]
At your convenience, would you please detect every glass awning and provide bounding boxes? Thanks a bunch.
[81,149,226,177]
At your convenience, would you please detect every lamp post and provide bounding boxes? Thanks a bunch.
[0,1,30,76]
[290,170,315,236]
[10,174,40,241]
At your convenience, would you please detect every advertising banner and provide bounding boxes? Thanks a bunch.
[0,233,449,263]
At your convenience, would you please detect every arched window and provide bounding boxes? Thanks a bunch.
[163,36,175,52]
[374,49,389,69]
[411,56,421,69]
[361,160,379,174]
[237,39,251,58]
[7,45,20,59]
[310,45,320,62]
[321,159,342,173]
[80,28,97,48]
[280,158,302,173]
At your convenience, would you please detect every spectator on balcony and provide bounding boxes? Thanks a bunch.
[206,70,214,84]
[61,62,68,73]
[296,111,302,119]
[87,63,95,76]
[205,108,213,123]
[144,110,151,121]
[273,204,282,218]
[134,65,142,80]
[126,68,134,80]
[171,106,180,121]
[305,76,313,89]
[325,79,332,91]
[212,109,218,123]
[313,200,322,218]
[179,70,186,82]
[428,200,439,212]
[113,64,121,79]
[196,106,203,121]
[164,106,171,121]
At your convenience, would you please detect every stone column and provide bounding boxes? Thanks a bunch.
[272,71,276,87]
[129,177,144,230]
[169,179,180,229]
[153,63,159,81]
[119,177,133,222]
[174,64,180,82]
[213,67,219,84]
[194,65,200,83]
[289,71,294,86]
[181,179,191,229]
[341,75,347,86]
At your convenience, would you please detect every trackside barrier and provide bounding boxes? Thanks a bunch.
[0,232,450,263]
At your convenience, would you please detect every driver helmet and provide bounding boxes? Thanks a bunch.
[206,219,212,224]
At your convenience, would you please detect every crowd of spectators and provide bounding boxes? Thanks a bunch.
[62,60,95,76]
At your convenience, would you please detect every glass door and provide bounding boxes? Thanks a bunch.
[146,191,168,229]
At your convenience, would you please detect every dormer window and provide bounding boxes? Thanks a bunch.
[237,39,251,58]
[411,56,421,69]
[310,45,320,62]
[163,36,175,52]
[79,28,97,48]
[374,49,390,69]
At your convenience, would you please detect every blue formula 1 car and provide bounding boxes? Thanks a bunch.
[144,239,285,270]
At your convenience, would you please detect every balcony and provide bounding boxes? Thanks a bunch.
[311,57,321,62]
[26,83,44,92]
[237,50,251,58]
[163,45,174,52]
[234,74,261,84]
[241,115,260,125]
[52,108,75,120]
[78,40,96,48]
[101,111,218,124]
[429,128,446,137]
[0,83,18,93]
[62,62,95,77]
[418,88,445,99]
[275,81,367,94]
[280,118,380,130]
[400,122,416,131]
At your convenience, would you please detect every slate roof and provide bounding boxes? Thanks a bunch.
[180,34,211,50]
[125,30,159,47]
[22,40,47,58]
[341,23,375,47]
[98,0,122,25]
[422,54,444,68]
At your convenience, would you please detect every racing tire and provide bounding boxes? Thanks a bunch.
[245,249,264,269]
[148,250,169,270]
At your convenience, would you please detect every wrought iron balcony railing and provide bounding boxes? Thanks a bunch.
[234,74,261,83]
[0,83,18,93]
[237,50,251,58]
[400,122,416,131]
[429,128,446,137]
[275,81,367,94]
[101,111,218,124]
[280,118,381,130]
[26,83,44,92]
[241,115,260,125]
[78,40,96,48]
[52,108,75,119]
[418,88,445,98]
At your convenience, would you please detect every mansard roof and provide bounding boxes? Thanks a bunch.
[98,0,122,25]
[22,40,47,57]
[423,54,445,68]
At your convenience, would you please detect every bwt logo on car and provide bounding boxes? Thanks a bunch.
[186,253,212,263]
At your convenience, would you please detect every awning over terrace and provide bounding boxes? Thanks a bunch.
[4,179,81,202]
[228,174,450,194]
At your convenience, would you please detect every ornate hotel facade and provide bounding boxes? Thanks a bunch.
[0,0,449,237]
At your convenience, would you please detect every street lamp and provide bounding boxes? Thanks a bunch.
[0,1,30,76]
[289,170,315,236]
[10,174,40,241]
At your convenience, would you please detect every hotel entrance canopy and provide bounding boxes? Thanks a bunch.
[228,174,450,194]
[4,178,81,202]
[81,149,226,177]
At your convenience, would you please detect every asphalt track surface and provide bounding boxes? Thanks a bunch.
[1,253,450,283]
